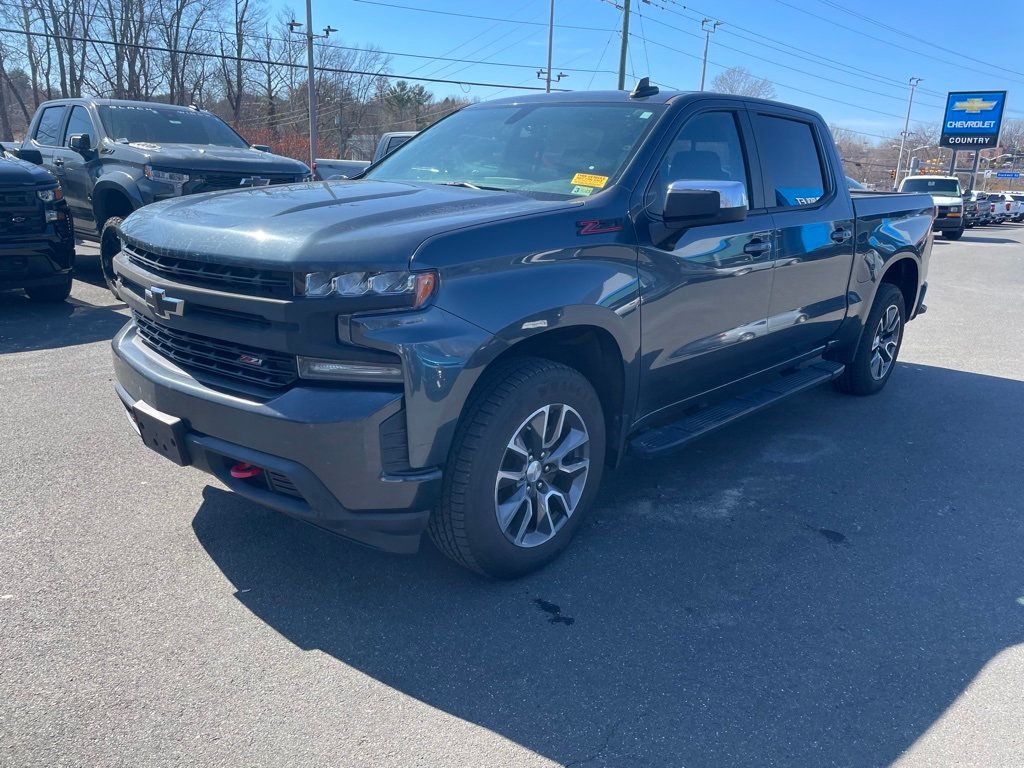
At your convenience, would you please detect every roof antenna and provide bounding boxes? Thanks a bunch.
[630,77,659,98]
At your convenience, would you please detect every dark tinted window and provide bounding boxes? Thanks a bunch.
[648,111,749,211]
[97,104,248,148]
[34,106,66,146]
[386,135,410,154]
[900,178,960,195]
[63,106,96,146]
[755,114,827,207]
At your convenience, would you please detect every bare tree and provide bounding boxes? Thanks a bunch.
[711,67,776,100]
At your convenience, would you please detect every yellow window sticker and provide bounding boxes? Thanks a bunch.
[571,172,609,188]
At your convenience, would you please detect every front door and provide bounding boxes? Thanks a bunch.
[29,104,67,175]
[636,107,777,420]
[54,105,100,227]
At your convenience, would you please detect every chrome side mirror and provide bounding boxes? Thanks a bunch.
[664,179,747,228]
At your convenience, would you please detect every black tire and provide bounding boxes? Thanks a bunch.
[99,216,125,297]
[25,275,73,303]
[428,357,606,578]
[944,228,963,240]
[834,282,906,396]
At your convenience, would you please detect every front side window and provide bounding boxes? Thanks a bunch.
[34,106,67,146]
[366,103,665,198]
[63,106,96,146]
[647,111,750,213]
[755,114,827,207]
[97,105,249,148]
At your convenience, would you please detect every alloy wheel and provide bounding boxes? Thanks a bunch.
[870,304,901,380]
[493,403,591,548]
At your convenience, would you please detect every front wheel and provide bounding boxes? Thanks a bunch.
[25,274,73,303]
[834,282,906,396]
[99,216,125,297]
[944,228,963,240]
[428,357,606,578]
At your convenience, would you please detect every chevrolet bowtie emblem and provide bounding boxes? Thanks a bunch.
[952,98,997,113]
[144,286,185,319]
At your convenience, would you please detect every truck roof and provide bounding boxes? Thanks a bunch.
[482,88,821,114]
[36,97,198,111]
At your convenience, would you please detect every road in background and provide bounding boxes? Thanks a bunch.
[2,229,1023,767]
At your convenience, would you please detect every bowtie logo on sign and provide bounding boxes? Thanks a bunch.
[940,91,1007,148]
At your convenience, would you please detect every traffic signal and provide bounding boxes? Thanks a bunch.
[890,169,897,181]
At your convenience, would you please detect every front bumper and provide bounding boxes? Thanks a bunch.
[0,228,75,290]
[932,216,963,232]
[112,322,441,553]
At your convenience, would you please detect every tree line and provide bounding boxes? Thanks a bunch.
[0,0,471,160]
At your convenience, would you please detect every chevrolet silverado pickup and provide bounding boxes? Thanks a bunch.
[110,82,933,577]
[0,147,75,301]
[19,98,310,293]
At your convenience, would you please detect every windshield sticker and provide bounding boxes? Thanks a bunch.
[570,185,594,196]
[571,172,609,188]
[640,111,653,119]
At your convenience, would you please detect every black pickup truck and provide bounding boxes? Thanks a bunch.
[110,83,933,577]
[19,98,310,292]
[0,148,75,302]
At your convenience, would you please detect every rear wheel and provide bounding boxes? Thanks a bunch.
[834,283,905,396]
[25,275,73,303]
[944,227,963,240]
[99,216,125,297]
[428,357,605,578]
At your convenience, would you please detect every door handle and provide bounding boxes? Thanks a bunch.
[743,240,772,256]
[52,158,64,167]
[830,228,852,243]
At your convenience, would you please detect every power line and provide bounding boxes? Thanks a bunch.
[0,26,569,92]
[350,0,616,33]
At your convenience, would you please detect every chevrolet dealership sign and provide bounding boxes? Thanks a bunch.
[939,91,1007,148]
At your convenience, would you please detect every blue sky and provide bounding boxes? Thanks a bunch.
[295,0,1024,142]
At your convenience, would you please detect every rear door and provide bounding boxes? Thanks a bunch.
[29,104,68,174]
[635,102,778,418]
[750,108,855,357]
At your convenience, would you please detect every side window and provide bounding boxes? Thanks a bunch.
[754,114,827,208]
[34,106,67,147]
[648,111,749,213]
[63,106,95,146]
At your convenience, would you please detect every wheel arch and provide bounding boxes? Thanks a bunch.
[92,177,141,232]
[878,254,920,318]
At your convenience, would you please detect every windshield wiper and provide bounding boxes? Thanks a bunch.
[440,180,507,191]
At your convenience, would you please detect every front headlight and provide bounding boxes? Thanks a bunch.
[298,269,438,308]
[949,205,961,213]
[36,186,63,202]
[144,166,190,185]
[296,356,404,383]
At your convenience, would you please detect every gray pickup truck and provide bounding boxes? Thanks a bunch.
[111,83,933,577]
[18,98,310,292]
[315,131,417,179]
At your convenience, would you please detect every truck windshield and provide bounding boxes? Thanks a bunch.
[97,105,249,148]
[900,178,960,195]
[365,102,665,197]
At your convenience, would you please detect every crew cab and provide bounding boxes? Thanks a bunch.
[110,83,933,577]
[0,146,75,302]
[898,175,964,239]
[19,98,310,293]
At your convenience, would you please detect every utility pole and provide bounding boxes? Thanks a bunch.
[699,18,722,91]
[536,0,566,92]
[893,76,922,190]
[545,0,554,93]
[289,3,337,173]
[617,0,631,90]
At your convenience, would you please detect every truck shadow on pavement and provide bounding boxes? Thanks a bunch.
[192,362,1024,767]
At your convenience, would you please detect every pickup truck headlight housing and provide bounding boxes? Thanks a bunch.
[949,205,961,213]
[298,269,438,308]
[36,186,63,203]
[144,166,190,186]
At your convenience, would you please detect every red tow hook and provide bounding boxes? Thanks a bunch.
[230,462,263,479]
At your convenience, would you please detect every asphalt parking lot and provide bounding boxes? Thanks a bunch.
[2,225,1023,768]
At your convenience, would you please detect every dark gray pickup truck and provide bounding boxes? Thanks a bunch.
[110,82,933,577]
[19,98,310,292]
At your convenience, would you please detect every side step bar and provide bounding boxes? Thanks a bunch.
[629,360,845,457]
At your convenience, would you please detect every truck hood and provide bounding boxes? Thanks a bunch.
[0,155,56,186]
[118,179,574,271]
[110,140,309,175]
[929,194,963,206]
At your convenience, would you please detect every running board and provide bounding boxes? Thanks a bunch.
[629,360,845,457]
